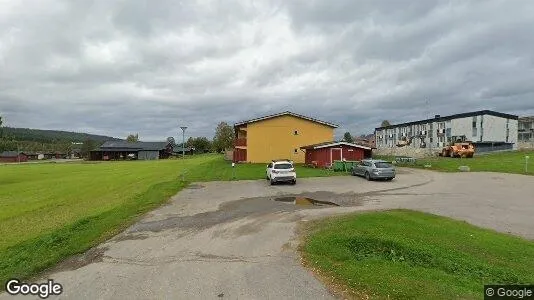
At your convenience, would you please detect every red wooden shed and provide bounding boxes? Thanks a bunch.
[300,142,372,168]
[0,151,29,163]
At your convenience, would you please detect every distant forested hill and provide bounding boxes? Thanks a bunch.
[0,127,121,154]
[2,127,121,143]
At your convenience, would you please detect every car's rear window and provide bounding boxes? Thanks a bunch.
[274,163,293,169]
[375,162,392,168]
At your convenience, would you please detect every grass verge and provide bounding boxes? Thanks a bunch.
[300,210,534,299]
[0,154,344,286]
[375,150,534,175]
[185,156,345,181]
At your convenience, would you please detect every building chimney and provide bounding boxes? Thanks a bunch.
[435,115,441,119]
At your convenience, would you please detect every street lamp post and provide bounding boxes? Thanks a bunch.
[180,126,187,158]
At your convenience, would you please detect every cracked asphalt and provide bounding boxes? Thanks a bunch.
[3,168,534,299]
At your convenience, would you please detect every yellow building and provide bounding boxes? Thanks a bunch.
[233,111,338,163]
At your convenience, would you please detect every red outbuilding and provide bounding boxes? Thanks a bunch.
[300,141,372,168]
[0,151,29,163]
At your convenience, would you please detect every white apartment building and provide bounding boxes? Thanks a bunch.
[375,110,519,152]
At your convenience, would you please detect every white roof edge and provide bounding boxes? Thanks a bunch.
[313,142,372,150]
[234,111,339,128]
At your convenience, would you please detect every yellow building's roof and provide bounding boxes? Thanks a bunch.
[234,111,338,128]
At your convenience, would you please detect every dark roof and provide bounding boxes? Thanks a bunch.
[93,148,144,152]
[300,141,372,150]
[173,147,194,153]
[375,110,519,131]
[98,141,169,151]
[235,111,338,128]
[0,151,25,157]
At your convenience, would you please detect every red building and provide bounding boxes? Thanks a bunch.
[300,142,372,168]
[0,151,29,163]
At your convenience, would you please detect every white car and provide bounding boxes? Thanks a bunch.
[266,159,297,185]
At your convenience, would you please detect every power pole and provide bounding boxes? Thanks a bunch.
[180,126,187,158]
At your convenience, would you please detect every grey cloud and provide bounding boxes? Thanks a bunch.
[0,0,533,141]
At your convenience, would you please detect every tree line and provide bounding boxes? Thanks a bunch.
[0,115,122,154]
[1,126,119,144]
[0,113,236,156]
[0,115,111,155]
[121,122,234,154]
[341,120,391,143]
[167,122,234,154]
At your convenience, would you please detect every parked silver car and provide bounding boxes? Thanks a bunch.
[352,159,396,181]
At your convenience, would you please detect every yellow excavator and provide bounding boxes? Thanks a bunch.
[440,135,475,158]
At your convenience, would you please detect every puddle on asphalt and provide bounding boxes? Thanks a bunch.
[274,196,339,206]
[128,191,365,233]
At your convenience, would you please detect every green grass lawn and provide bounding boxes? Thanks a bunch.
[184,156,345,182]
[0,154,343,285]
[301,210,534,299]
[376,150,534,175]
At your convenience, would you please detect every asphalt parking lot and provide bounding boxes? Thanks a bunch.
[3,168,534,299]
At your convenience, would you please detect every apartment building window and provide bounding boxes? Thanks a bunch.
[506,119,510,142]
[472,116,477,137]
[480,116,484,141]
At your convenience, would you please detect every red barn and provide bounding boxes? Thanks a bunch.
[0,151,29,163]
[300,142,372,168]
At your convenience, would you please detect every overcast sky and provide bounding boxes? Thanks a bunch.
[1,0,533,140]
